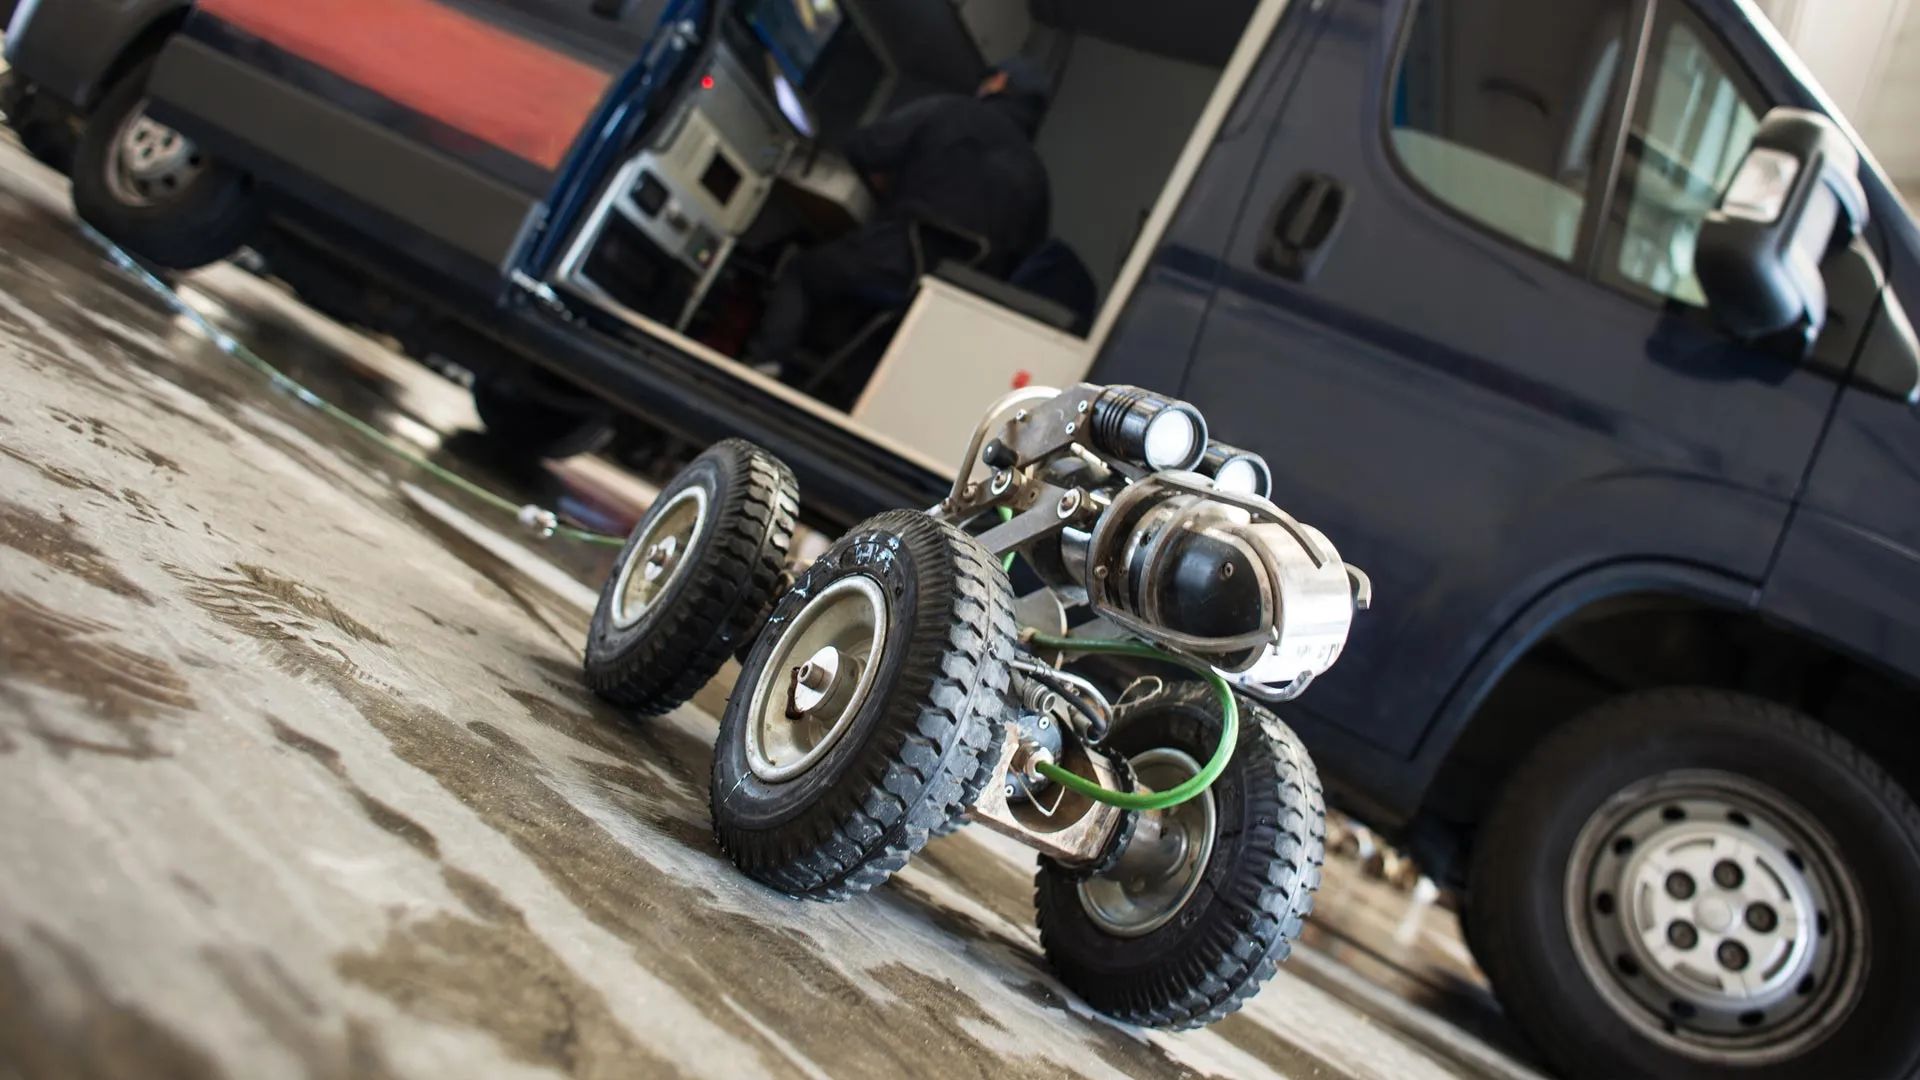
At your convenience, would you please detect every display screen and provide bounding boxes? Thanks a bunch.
[738,0,845,88]
[700,153,743,206]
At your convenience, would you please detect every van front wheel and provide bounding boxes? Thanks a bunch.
[71,58,258,270]
[1468,689,1920,1079]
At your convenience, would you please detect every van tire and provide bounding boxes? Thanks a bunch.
[72,58,257,270]
[1468,689,1920,1079]
[472,377,615,460]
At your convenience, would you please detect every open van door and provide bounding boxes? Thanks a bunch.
[142,0,677,280]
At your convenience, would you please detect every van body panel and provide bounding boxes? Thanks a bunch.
[1145,0,1866,762]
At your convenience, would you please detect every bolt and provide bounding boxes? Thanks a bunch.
[1014,409,1028,422]
[1666,871,1696,900]
[1064,421,1078,435]
[1056,489,1083,519]
[1004,783,1017,798]
[1038,716,1051,729]
[1746,903,1778,933]
[1717,940,1750,972]
[1713,860,1745,889]
[1076,400,1090,414]
[1667,921,1699,949]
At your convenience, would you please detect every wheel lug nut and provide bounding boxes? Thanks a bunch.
[1717,940,1749,971]
[1712,860,1744,889]
[1745,903,1778,933]
[1665,871,1696,900]
[1667,920,1698,949]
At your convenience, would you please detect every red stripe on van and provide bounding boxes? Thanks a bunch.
[197,0,612,171]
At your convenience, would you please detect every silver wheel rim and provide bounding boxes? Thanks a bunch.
[610,487,708,629]
[743,575,888,782]
[105,101,204,207]
[1076,748,1217,937]
[1566,769,1867,1065]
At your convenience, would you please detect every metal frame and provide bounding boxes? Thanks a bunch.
[933,381,1363,860]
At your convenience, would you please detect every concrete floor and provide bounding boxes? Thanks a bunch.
[0,138,1541,1080]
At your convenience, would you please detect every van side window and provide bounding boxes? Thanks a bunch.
[1389,0,1631,262]
[1601,13,1761,305]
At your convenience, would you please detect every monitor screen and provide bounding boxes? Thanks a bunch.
[739,0,846,88]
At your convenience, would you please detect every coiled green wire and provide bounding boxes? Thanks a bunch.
[996,506,1015,570]
[1022,631,1236,811]
[95,228,1235,807]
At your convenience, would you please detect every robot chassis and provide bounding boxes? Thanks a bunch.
[584,383,1369,1029]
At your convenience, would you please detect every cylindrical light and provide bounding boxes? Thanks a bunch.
[1197,442,1272,498]
[1089,386,1208,471]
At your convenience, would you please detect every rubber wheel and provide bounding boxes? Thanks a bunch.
[585,439,797,715]
[472,377,615,460]
[1035,682,1325,1028]
[712,509,1014,900]
[71,59,257,270]
[1468,690,1920,1079]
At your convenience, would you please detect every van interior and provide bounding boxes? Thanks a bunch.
[552,0,1260,411]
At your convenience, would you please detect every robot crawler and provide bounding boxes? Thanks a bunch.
[584,384,1368,1028]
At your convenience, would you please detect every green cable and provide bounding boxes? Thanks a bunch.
[996,506,1015,571]
[1022,631,1236,811]
[89,229,625,547]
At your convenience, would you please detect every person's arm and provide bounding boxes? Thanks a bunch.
[842,96,947,184]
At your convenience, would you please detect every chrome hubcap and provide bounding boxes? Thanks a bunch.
[1076,748,1216,937]
[1567,770,1865,1064]
[106,103,204,207]
[744,575,887,782]
[611,487,707,629]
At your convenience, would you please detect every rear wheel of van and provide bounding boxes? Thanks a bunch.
[72,58,258,270]
[1468,690,1920,1079]
[472,376,615,460]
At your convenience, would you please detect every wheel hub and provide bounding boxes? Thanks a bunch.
[786,645,858,720]
[106,104,204,207]
[1567,770,1866,1064]
[744,575,887,782]
[1076,748,1216,938]
[611,487,707,629]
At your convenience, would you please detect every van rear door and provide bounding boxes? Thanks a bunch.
[143,0,668,279]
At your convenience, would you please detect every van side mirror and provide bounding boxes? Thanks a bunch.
[1695,107,1868,348]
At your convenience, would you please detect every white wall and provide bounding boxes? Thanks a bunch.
[1033,35,1220,296]
[1756,0,1920,191]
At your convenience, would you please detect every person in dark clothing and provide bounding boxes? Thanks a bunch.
[747,59,1053,378]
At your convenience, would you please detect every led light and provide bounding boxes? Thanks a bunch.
[1721,148,1801,223]
[1214,458,1263,495]
[1142,410,1199,470]
[700,74,716,91]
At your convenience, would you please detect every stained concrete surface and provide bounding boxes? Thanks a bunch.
[0,136,1541,1080]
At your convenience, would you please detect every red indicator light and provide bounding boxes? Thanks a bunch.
[1011,370,1032,389]
[700,75,716,90]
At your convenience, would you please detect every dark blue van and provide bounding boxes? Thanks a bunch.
[9,0,1920,1074]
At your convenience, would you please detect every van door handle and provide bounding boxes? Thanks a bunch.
[1258,172,1350,281]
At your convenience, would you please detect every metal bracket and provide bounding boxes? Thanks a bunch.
[967,729,1126,864]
